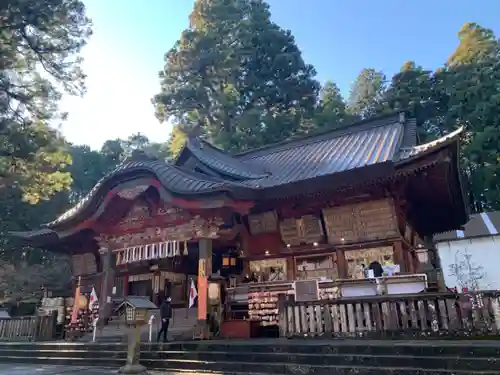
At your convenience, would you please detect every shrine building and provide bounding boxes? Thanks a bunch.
[11,112,468,336]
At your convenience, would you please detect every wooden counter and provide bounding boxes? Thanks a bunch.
[220,319,260,339]
[227,274,428,301]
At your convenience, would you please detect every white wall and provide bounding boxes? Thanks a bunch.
[437,236,500,290]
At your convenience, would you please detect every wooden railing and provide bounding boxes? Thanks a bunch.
[0,314,57,342]
[278,291,500,338]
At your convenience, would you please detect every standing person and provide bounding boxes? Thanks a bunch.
[157,297,172,343]
[368,261,384,277]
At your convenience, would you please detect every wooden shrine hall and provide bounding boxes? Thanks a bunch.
[11,112,469,338]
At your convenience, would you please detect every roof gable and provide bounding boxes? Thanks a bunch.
[178,137,269,180]
[115,296,158,311]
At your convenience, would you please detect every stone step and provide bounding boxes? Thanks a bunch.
[1,340,500,374]
[0,355,498,375]
[0,348,499,372]
[1,340,499,358]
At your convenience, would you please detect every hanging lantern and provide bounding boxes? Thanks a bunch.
[222,254,237,268]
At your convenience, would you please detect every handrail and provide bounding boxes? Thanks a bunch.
[283,290,500,306]
[148,314,155,343]
[92,317,99,342]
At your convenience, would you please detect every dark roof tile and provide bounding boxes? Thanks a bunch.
[236,119,404,188]
[186,137,269,179]
[434,211,500,242]
[28,113,464,231]
[45,159,253,228]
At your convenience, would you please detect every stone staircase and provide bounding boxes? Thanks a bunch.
[0,339,500,374]
[87,307,197,343]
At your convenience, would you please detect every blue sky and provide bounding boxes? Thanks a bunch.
[60,0,500,149]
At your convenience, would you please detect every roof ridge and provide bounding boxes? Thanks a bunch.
[237,112,404,159]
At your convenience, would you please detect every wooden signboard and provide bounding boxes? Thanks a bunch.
[299,215,324,244]
[279,215,324,246]
[322,199,398,245]
[72,253,97,276]
[279,218,301,245]
[294,280,319,302]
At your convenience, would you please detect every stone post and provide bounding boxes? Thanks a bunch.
[119,324,148,374]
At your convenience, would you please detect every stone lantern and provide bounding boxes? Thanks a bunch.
[115,297,158,374]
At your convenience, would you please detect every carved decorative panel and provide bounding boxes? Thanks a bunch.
[322,199,398,245]
[116,185,149,199]
[117,199,152,229]
[99,214,224,249]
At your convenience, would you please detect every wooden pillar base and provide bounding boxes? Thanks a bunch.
[118,364,148,374]
[193,320,209,340]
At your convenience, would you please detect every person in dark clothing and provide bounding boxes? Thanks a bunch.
[368,261,384,278]
[157,297,172,343]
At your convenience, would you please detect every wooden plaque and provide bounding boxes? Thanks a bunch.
[323,199,398,245]
[298,215,324,244]
[248,211,278,235]
[294,280,319,302]
[279,218,301,245]
[72,253,97,276]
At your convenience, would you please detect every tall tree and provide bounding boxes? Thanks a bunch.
[100,139,126,167]
[438,23,500,211]
[68,145,109,203]
[153,0,319,152]
[168,126,188,159]
[347,68,386,119]
[313,81,351,131]
[123,133,151,154]
[447,22,499,67]
[381,61,438,141]
[0,0,92,203]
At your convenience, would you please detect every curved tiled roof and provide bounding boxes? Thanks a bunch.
[45,158,254,228]
[15,112,464,234]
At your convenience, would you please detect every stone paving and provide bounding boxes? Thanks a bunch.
[0,363,184,375]
[0,364,120,375]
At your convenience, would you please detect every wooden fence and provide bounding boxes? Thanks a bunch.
[278,291,500,338]
[0,313,57,342]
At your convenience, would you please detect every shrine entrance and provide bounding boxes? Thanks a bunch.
[128,276,154,301]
